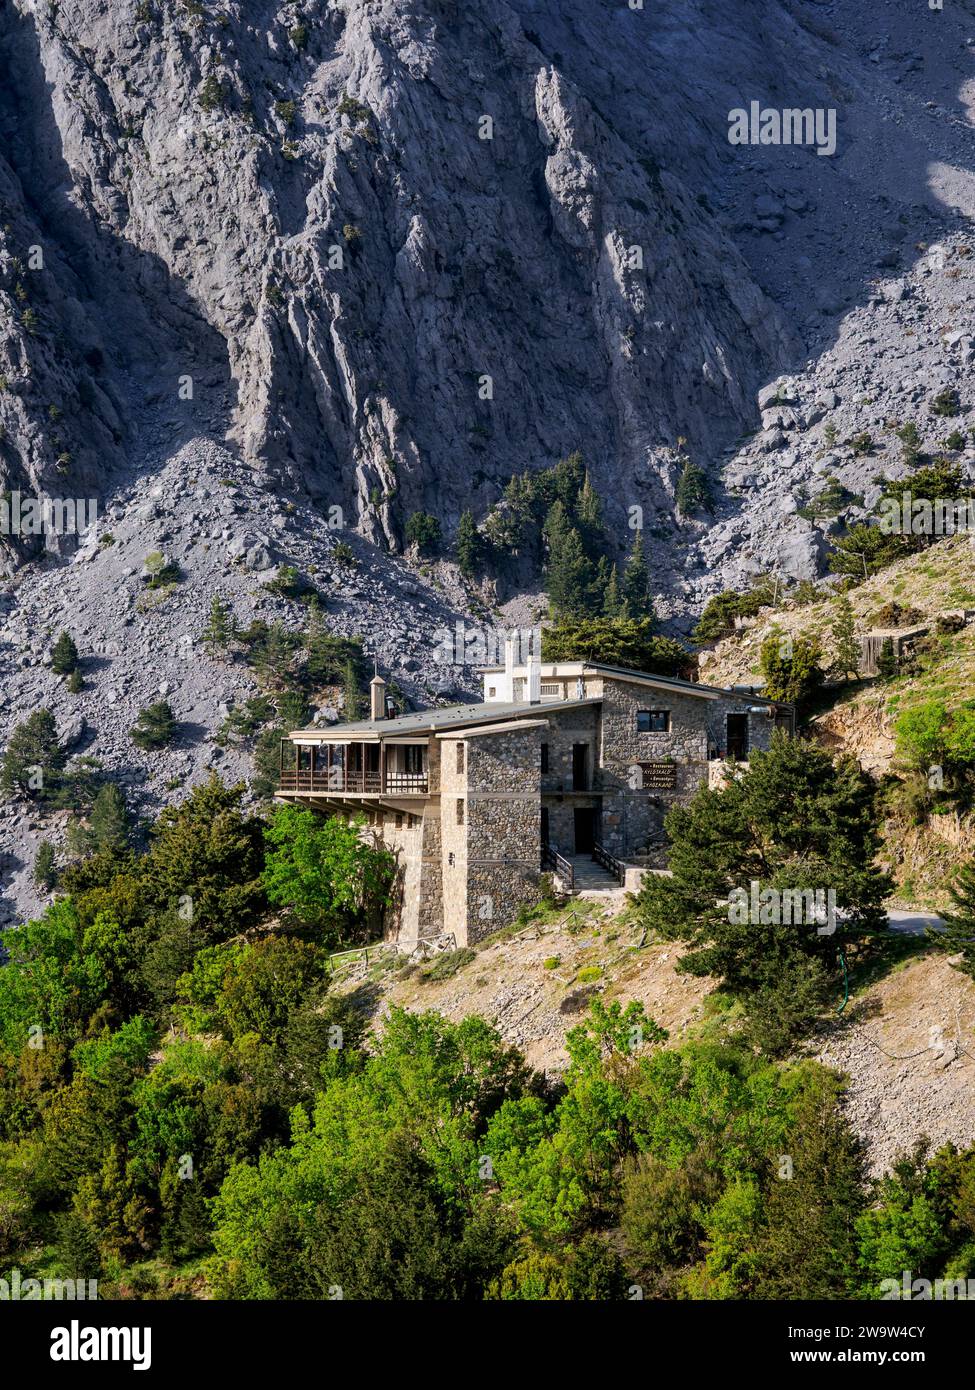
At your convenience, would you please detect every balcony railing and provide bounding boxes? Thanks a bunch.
[278,770,429,795]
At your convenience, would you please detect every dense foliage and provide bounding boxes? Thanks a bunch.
[0,766,970,1301]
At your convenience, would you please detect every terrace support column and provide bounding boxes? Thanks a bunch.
[381,741,387,794]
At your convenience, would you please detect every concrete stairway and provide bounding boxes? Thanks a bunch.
[570,855,625,897]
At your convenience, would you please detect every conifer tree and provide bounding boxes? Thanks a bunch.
[544,503,596,620]
[620,530,653,620]
[51,630,79,675]
[67,667,84,694]
[752,1078,866,1298]
[1,708,65,800]
[88,782,131,856]
[33,839,57,890]
[675,457,713,517]
[877,636,898,681]
[202,595,234,654]
[343,661,363,721]
[456,510,482,578]
[130,701,176,750]
[602,564,622,619]
[830,592,860,682]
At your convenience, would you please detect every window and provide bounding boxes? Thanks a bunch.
[488,685,497,697]
[456,799,465,825]
[395,812,403,828]
[637,710,670,733]
[456,742,465,775]
[404,744,424,773]
[540,743,549,773]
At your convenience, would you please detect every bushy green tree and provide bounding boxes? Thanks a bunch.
[262,806,394,945]
[759,629,824,705]
[1,708,65,801]
[130,701,176,750]
[634,733,892,1048]
[405,511,441,554]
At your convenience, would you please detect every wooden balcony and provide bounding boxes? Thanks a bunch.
[277,769,430,796]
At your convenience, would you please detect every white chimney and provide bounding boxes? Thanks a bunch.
[370,674,386,721]
[503,635,516,702]
[528,649,541,705]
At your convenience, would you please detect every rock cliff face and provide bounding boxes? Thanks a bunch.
[0,0,799,563]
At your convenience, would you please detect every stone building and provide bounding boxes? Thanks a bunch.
[277,645,794,946]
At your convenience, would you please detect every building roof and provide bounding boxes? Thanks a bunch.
[288,698,602,743]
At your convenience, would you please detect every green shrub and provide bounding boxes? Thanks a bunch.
[130,701,176,750]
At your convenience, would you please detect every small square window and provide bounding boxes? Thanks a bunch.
[488,686,497,697]
[540,743,549,773]
[456,799,465,825]
[637,710,670,733]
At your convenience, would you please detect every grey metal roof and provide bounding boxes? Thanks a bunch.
[290,698,600,741]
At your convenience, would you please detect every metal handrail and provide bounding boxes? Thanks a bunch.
[592,839,626,886]
[542,842,574,890]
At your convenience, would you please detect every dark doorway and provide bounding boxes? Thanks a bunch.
[574,808,595,855]
[541,807,549,847]
[572,743,589,791]
[726,713,749,761]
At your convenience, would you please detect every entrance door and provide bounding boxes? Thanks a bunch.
[726,713,749,761]
[574,808,595,855]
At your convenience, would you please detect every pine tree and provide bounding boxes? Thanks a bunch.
[130,701,176,750]
[67,666,84,694]
[602,565,623,619]
[675,457,713,517]
[33,839,57,890]
[544,503,596,620]
[202,595,234,654]
[343,661,363,720]
[930,859,975,979]
[877,636,898,681]
[253,623,293,688]
[830,592,860,682]
[456,510,482,578]
[51,630,79,675]
[0,708,65,800]
[575,472,605,556]
[88,782,131,855]
[277,689,310,729]
[620,530,653,620]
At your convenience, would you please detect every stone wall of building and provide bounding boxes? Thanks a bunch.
[596,678,779,857]
[464,725,543,946]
